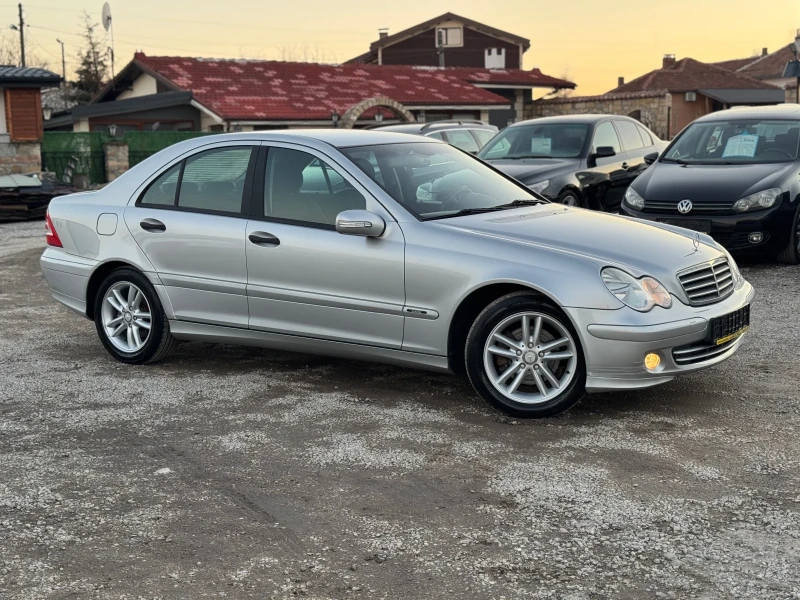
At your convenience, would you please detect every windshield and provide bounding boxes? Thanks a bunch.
[342,142,545,220]
[477,123,589,160]
[663,119,800,164]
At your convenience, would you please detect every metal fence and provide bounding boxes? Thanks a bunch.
[41,132,107,184]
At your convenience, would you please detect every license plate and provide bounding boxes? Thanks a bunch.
[656,218,711,233]
[708,305,750,345]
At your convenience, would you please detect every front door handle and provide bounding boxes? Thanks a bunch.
[140,218,166,232]
[621,162,630,170]
[249,231,280,246]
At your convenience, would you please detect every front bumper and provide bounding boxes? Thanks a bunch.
[619,202,792,253]
[565,280,754,393]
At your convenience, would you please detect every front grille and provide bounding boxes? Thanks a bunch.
[672,336,740,365]
[644,200,734,215]
[677,258,734,306]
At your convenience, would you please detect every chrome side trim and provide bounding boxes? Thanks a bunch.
[159,273,247,296]
[247,283,405,316]
[169,320,451,373]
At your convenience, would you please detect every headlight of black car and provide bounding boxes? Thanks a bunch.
[623,187,644,210]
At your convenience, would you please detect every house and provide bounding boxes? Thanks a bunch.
[528,55,785,139]
[45,53,573,133]
[344,12,575,127]
[713,45,799,90]
[0,66,62,175]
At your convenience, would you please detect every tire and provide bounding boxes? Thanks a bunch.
[464,292,586,418]
[93,267,178,364]
[558,189,584,208]
[776,204,800,264]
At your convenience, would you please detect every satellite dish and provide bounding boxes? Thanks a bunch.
[102,2,112,31]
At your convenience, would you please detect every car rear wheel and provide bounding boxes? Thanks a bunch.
[776,204,800,265]
[465,292,586,418]
[94,267,178,364]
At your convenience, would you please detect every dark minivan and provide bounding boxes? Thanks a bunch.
[620,105,800,264]
[478,115,665,210]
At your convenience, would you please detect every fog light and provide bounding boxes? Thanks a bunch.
[748,232,763,244]
[644,352,661,371]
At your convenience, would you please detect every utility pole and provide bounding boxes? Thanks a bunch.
[17,3,25,67]
[56,38,66,110]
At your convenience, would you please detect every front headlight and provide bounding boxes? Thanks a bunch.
[527,180,550,195]
[601,267,672,311]
[720,248,745,289]
[624,186,645,209]
[732,187,781,212]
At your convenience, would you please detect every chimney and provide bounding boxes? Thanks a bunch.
[762,47,768,56]
[662,54,676,68]
[617,76,625,87]
[378,28,389,39]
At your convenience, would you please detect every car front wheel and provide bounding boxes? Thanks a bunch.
[94,267,178,364]
[776,203,800,265]
[465,292,586,418]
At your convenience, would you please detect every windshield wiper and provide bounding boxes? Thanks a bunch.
[425,199,549,220]
[660,157,690,165]
[495,199,550,207]
[505,154,556,160]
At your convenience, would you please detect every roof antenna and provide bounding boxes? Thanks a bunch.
[102,2,115,89]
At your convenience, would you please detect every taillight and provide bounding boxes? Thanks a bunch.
[45,210,62,247]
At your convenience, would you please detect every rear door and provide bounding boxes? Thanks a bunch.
[581,120,630,211]
[124,142,257,327]
[615,119,653,182]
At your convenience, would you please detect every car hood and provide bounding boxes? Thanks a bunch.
[635,161,793,201]
[484,158,581,183]
[434,205,725,289]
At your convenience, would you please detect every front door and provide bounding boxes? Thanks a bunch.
[581,120,632,212]
[245,144,406,349]
[124,143,256,327]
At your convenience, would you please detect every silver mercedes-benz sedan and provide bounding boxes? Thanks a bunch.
[40,130,753,418]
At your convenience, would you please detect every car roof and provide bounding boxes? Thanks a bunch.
[693,104,800,123]
[374,121,496,134]
[509,114,635,127]
[166,129,441,152]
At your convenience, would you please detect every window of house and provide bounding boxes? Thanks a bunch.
[139,163,181,206]
[176,147,253,213]
[444,130,479,153]
[436,27,463,47]
[615,120,645,151]
[264,147,366,227]
[592,122,622,153]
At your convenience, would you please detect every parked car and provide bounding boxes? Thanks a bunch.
[373,120,498,154]
[477,115,665,210]
[41,130,753,418]
[619,105,800,264]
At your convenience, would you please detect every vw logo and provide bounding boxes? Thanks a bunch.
[677,199,693,214]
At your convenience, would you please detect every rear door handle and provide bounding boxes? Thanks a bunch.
[621,162,629,170]
[140,218,166,232]
[249,231,280,246]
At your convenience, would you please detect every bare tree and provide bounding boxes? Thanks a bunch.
[278,44,338,64]
[71,12,108,104]
[0,32,50,69]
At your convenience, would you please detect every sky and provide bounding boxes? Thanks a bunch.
[2,0,799,95]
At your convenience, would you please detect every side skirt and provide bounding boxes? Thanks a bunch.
[168,320,452,373]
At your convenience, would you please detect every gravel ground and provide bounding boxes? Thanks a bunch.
[1,220,800,599]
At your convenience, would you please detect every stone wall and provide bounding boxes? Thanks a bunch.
[785,85,798,104]
[104,142,129,182]
[0,140,42,175]
[525,91,672,139]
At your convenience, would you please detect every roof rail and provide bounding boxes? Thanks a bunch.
[420,119,486,131]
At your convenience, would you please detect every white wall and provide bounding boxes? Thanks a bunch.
[116,73,158,100]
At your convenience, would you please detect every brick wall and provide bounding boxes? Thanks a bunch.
[525,92,672,139]
[104,142,129,182]
[0,141,41,175]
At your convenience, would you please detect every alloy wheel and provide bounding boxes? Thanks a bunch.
[101,281,152,353]
[483,311,578,404]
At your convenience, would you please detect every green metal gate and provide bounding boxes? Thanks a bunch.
[124,131,215,167]
[41,132,107,184]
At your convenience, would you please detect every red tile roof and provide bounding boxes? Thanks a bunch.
[134,54,516,121]
[609,57,779,94]
[734,45,796,80]
[712,56,759,72]
[536,89,669,105]
[444,66,575,88]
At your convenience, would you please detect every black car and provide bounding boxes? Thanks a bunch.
[620,105,800,264]
[374,120,498,154]
[477,115,665,210]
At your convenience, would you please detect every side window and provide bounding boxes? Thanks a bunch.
[139,163,181,206]
[615,120,644,151]
[482,136,512,158]
[426,132,446,141]
[177,147,253,213]
[637,124,654,147]
[444,130,479,153]
[592,122,622,153]
[265,147,367,227]
[472,129,495,148]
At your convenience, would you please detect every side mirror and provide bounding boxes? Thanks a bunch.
[593,146,616,159]
[335,210,386,237]
[644,151,659,165]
